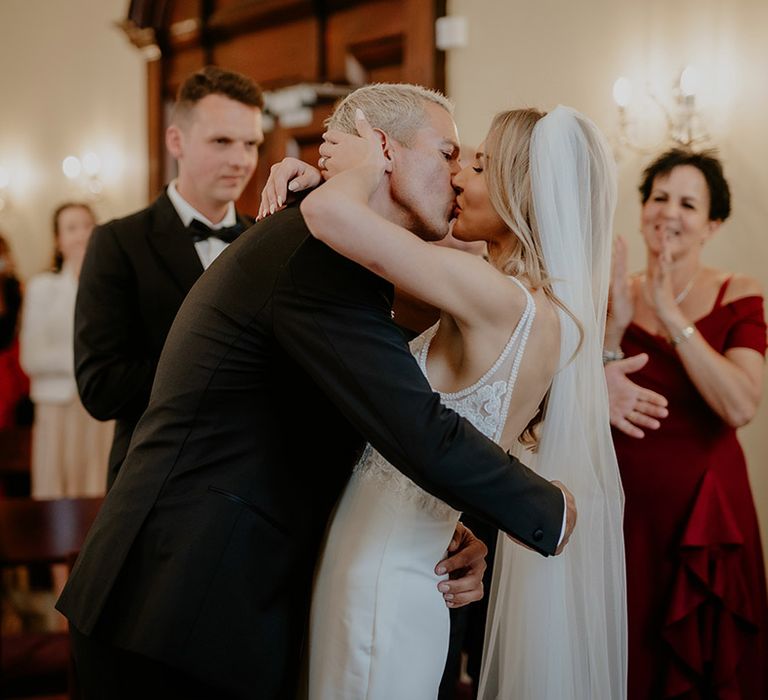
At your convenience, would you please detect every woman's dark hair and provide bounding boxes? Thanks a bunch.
[638,148,731,222]
[52,202,96,272]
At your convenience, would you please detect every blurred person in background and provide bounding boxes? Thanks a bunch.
[0,233,28,433]
[20,203,112,498]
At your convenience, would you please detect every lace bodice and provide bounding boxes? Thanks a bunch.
[355,278,536,518]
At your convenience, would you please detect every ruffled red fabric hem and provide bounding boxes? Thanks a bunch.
[661,470,758,698]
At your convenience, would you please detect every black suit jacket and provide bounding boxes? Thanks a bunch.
[58,207,564,698]
[74,191,253,486]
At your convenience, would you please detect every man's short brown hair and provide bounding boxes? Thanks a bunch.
[172,66,263,124]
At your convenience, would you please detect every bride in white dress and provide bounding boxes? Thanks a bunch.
[266,102,626,699]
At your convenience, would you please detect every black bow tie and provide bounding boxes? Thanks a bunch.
[188,219,245,244]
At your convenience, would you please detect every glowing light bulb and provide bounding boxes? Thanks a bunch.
[612,77,632,108]
[679,65,699,97]
[62,156,81,179]
[82,151,101,176]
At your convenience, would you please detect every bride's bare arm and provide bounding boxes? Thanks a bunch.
[300,113,521,327]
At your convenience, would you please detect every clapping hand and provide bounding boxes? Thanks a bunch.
[646,235,680,319]
[606,354,669,438]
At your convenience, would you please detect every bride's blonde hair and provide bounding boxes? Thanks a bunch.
[484,109,584,448]
[485,109,547,285]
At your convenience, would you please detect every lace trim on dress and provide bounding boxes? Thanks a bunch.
[417,277,534,444]
[416,278,534,406]
[353,444,460,521]
[354,277,536,521]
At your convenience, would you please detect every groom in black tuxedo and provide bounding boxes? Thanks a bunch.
[58,84,574,699]
[74,66,263,488]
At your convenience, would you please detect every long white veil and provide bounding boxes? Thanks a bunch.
[478,107,627,699]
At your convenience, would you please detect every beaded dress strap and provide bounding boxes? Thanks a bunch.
[417,277,536,442]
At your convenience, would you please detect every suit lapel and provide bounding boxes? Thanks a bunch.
[146,191,204,294]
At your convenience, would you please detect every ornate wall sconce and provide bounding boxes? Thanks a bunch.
[62,151,104,198]
[0,165,10,212]
[612,66,709,155]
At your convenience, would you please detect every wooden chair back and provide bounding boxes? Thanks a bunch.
[0,496,103,699]
[0,497,102,567]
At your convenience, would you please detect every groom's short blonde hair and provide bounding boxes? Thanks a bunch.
[326,83,453,147]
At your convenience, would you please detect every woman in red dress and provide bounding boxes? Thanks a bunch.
[607,149,768,699]
[0,233,28,431]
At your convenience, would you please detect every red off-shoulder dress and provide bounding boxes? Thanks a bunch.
[613,278,768,699]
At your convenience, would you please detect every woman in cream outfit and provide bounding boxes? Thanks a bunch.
[20,203,112,498]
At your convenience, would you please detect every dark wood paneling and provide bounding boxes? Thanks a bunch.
[122,0,445,194]
[208,0,315,38]
[0,497,103,566]
[212,0,244,10]
[403,0,445,90]
[169,0,201,24]
[325,1,405,83]
[212,17,319,88]
[128,0,172,29]
[367,64,404,84]
[165,46,206,96]
[147,59,165,199]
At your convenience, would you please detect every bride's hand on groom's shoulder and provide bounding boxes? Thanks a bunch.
[317,111,391,185]
[257,158,323,220]
[434,522,488,608]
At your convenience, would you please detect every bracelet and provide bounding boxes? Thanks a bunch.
[670,324,695,346]
[602,348,625,364]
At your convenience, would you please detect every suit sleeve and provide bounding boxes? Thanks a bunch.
[273,236,564,555]
[74,223,156,422]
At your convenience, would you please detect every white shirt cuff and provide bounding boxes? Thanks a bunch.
[557,488,567,546]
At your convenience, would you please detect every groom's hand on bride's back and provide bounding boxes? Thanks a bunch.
[552,480,577,555]
[434,522,488,608]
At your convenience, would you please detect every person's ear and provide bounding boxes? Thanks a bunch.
[166,124,184,160]
[374,129,395,174]
[704,218,723,243]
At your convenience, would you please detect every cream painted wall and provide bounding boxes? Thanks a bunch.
[0,0,146,281]
[447,0,768,559]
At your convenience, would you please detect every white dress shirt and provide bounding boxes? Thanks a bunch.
[167,180,237,270]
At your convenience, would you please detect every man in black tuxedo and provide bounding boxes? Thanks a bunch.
[74,66,264,488]
[58,84,575,699]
